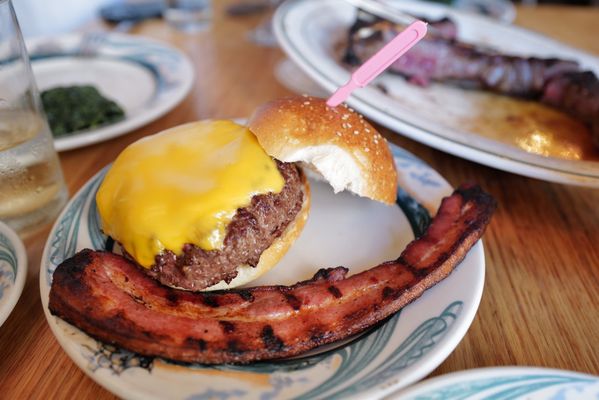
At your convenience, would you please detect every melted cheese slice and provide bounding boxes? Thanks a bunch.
[96,120,284,267]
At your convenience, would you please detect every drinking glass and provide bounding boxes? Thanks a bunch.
[0,0,68,236]
[163,0,213,33]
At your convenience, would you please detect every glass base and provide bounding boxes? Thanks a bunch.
[1,185,68,239]
[163,7,212,33]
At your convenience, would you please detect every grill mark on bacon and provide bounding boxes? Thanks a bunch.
[382,286,398,300]
[282,291,302,310]
[327,285,343,298]
[399,257,430,278]
[201,295,219,308]
[261,325,285,353]
[237,290,255,302]
[227,340,244,355]
[312,267,348,282]
[48,184,495,364]
[165,291,179,306]
[219,321,235,334]
[185,337,207,352]
[129,293,146,305]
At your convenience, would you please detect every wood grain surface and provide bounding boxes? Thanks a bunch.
[0,2,598,399]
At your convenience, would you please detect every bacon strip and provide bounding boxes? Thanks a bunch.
[48,184,496,364]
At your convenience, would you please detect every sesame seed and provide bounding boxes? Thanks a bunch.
[365,128,370,133]
[304,101,310,105]
[342,114,349,120]
[365,148,370,152]
[347,123,352,128]
[336,131,342,136]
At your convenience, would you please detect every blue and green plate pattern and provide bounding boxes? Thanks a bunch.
[394,367,599,400]
[40,144,486,399]
[0,221,27,327]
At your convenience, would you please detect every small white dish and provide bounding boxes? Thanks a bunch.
[273,0,599,187]
[27,33,194,152]
[0,221,28,327]
[390,367,599,399]
[40,144,486,399]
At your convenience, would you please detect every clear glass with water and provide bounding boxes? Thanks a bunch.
[163,0,213,33]
[0,0,68,236]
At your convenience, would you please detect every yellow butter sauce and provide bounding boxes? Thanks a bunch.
[96,120,284,267]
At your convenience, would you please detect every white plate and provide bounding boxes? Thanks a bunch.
[40,144,486,399]
[391,367,599,399]
[274,59,329,98]
[273,0,599,187]
[452,0,516,24]
[27,33,194,152]
[0,221,27,327]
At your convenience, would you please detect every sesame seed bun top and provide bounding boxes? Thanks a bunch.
[248,96,398,204]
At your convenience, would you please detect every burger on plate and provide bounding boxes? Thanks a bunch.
[95,96,398,291]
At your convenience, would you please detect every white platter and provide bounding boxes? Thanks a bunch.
[27,33,194,152]
[273,0,599,187]
[40,144,486,399]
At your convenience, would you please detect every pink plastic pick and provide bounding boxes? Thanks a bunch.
[327,20,428,107]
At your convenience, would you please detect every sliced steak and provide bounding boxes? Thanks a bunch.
[344,13,599,147]
[346,18,579,96]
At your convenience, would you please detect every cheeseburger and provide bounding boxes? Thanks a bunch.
[96,96,397,291]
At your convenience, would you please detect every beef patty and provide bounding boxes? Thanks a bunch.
[143,162,304,291]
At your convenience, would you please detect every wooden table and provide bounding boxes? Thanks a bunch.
[1,2,597,398]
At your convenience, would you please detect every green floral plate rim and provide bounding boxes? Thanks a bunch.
[39,144,486,400]
[0,220,27,327]
[393,366,599,400]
